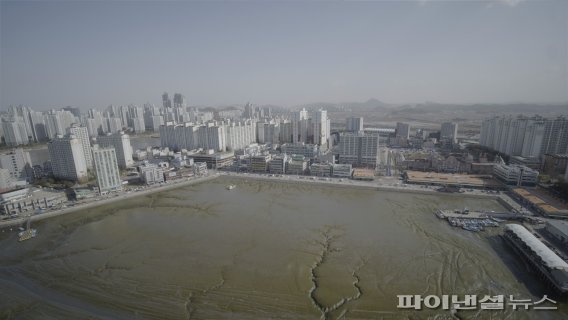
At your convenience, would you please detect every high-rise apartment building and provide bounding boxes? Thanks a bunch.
[197,123,226,151]
[48,135,88,182]
[337,133,380,168]
[292,108,309,144]
[440,122,458,144]
[97,132,134,169]
[173,93,186,108]
[313,109,330,147]
[257,121,280,145]
[279,120,293,144]
[290,108,329,146]
[92,145,122,193]
[243,102,254,119]
[69,124,93,169]
[396,122,410,139]
[1,119,29,146]
[45,110,77,139]
[480,115,568,158]
[225,120,256,151]
[346,117,364,133]
[0,148,33,182]
[160,120,255,152]
[162,92,172,109]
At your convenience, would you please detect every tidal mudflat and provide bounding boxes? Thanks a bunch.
[0,177,565,319]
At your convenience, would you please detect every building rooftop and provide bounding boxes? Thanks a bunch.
[405,171,501,188]
[505,224,568,271]
[547,220,568,237]
[353,168,375,178]
[511,188,565,214]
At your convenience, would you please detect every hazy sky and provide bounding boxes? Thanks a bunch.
[1,0,567,110]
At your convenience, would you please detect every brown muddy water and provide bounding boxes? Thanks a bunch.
[0,177,566,319]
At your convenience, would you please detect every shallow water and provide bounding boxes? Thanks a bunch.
[0,177,566,319]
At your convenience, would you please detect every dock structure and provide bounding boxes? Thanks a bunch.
[434,209,501,232]
[502,224,568,293]
[437,208,528,220]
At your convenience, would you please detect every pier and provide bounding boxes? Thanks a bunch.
[434,208,532,232]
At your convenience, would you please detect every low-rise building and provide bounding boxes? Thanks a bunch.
[332,164,353,178]
[139,163,165,185]
[310,163,332,177]
[281,143,320,160]
[269,154,288,174]
[510,188,568,218]
[286,155,308,175]
[133,150,147,161]
[192,162,208,176]
[546,220,568,245]
[250,154,271,173]
[352,168,375,181]
[188,150,235,169]
[1,188,67,216]
[165,167,195,180]
[493,162,539,186]
[72,187,98,200]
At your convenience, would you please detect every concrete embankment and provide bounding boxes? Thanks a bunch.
[225,174,500,200]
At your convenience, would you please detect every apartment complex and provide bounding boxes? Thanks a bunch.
[480,115,568,159]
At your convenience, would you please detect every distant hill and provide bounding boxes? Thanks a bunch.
[298,98,392,112]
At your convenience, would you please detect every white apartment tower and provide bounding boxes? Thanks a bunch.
[225,120,256,151]
[69,124,93,169]
[1,119,29,146]
[92,145,122,193]
[292,108,309,144]
[0,148,33,182]
[440,122,458,143]
[97,132,134,169]
[396,122,410,139]
[346,117,364,133]
[48,135,88,182]
[313,109,330,147]
[337,133,380,168]
[479,115,567,159]
[197,122,226,151]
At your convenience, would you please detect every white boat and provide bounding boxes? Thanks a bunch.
[226,185,236,190]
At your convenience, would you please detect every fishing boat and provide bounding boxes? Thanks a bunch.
[226,185,236,190]
[18,216,37,242]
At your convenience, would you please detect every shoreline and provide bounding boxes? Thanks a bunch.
[1,172,509,229]
[221,173,501,200]
[0,174,219,229]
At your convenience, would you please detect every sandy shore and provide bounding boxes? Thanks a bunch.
[0,174,220,229]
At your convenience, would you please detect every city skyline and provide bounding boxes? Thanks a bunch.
[2,1,567,110]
